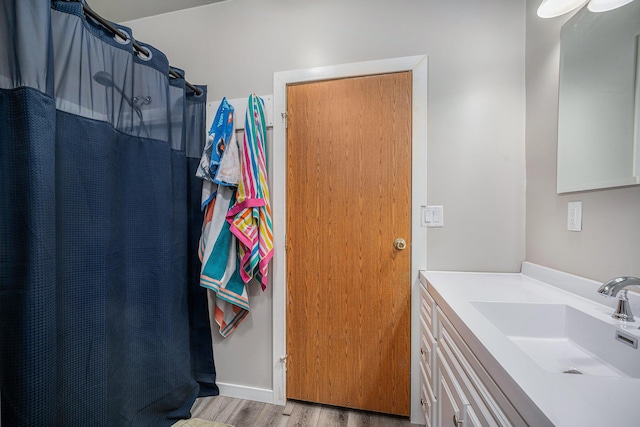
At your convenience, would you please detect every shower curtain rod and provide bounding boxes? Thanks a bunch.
[80,2,203,96]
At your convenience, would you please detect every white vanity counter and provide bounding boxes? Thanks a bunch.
[420,263,640,427]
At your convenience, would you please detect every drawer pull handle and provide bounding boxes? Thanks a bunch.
[420,398,425,406]
[420,347,425,355]
[453,414,463,426]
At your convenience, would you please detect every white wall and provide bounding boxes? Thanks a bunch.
[525,0,640,283]
[125,0,526,402]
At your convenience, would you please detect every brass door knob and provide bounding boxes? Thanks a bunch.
[394,238,407,250]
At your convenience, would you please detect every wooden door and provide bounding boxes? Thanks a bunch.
[285,72,412,416]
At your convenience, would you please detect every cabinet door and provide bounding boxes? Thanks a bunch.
[439,370,463,427]
[437,348,483,427]
[438,307,526,426]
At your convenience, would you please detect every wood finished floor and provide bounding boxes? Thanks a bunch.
[190,396,422,427]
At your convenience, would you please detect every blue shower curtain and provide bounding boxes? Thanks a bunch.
[0,1,218,425]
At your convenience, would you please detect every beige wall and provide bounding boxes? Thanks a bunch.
[525,0,640,283]
[125,0,526,397]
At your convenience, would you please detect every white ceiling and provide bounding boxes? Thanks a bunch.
[85,0,227,23]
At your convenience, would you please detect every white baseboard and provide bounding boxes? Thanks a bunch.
[216,382,274,404]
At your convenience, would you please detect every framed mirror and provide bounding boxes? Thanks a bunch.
[557,2,640,193]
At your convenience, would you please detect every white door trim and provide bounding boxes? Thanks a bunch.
[272,55,428,424]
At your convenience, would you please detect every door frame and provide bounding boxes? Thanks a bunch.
[272,55,428,424]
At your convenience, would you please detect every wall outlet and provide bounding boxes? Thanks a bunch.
[568,201,582,232]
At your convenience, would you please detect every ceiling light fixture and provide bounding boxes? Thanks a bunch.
[537,0,635,17]
[537,0,588,17]
[587,0,635,12]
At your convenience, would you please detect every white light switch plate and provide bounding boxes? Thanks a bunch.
[422,205,444,227]
[568,201,582,232]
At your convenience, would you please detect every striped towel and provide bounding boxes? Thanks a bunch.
[199,186,249,337]
[227,94,274,290]
[197,101,250,337]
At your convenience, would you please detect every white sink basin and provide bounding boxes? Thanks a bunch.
[471,301,640,378]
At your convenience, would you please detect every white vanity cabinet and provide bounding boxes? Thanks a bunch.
[419,280,526,427]
[419,282,437,426]
[420,266,640,426]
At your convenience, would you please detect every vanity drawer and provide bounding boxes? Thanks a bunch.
[420,362,437,427]
[420,316,437,393]
[420,281,436,334]
[437,307,527,426]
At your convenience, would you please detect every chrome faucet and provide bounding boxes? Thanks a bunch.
[597,277,640,322]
